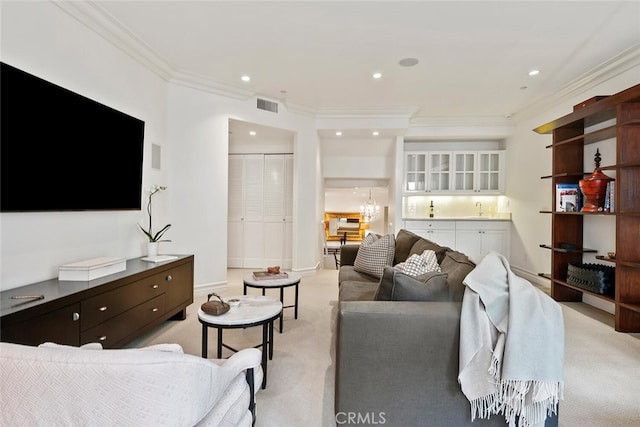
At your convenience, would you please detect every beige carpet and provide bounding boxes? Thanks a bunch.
[129,268,640,427]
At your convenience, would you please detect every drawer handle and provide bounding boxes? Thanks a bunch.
[152,284,159,289]
[99,306,108,312]
[165,275,173,282]
[98,336,107,341]
[152,307,159,312]
[72,312,80,321]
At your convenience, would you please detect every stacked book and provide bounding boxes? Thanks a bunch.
[252,271,289,281]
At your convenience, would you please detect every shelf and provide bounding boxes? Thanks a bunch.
[538,273,551,280]
[552,279,615,303]
[595,255,616,263]
[539,210,552,214]
[539,244,597,253]
[533,84,640,134]
[618,302,640,313]
[552,125,616,147]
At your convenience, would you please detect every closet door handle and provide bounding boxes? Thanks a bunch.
[99,306,108,312]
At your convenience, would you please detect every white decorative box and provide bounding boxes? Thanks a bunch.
[59,257,126,281]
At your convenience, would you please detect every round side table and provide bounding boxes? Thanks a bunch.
[243,272,301,333]
[198,295,282,389]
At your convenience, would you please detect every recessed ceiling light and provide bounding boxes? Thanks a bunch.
[336,131,342,136]
[372,131,379,136]
[399,57,419,67]
[528,70,540,76]
[249,131,256,136]
[372,72,382,79]
[241,75,251,82]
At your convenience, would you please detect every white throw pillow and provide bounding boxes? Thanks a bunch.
[400,250,441,277]
[353,233,396,279]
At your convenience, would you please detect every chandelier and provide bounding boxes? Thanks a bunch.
[360,188,380,223]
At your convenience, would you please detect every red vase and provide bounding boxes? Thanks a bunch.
[579,149,614,212]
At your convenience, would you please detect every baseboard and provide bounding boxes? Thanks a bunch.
[194,282,227,297]
[510,264,550,289]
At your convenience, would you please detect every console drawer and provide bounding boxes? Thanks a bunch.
[81,272,166,330]
[163,262,194,312]
[81,294,165,348]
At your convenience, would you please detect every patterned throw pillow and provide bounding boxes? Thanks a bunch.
[398,250,441,277]
[353,233,396,279]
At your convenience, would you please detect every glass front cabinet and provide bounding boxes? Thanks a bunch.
[453,151,504,193]
[405,150,504,194]
[405,152,451,193]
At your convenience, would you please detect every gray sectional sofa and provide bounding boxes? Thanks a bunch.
[334,229,558,427]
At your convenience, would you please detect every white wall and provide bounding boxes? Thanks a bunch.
[165,84,320,291]
[0,1,168,290]
[0,1,321,293]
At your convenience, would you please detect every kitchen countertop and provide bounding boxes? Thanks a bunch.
[403,215,511,221]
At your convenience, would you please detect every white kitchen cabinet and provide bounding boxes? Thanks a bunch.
[452,151,504,193]
[454,220,510,263]
[228,154,293,269]
[404,152,452,193]
[403,220,456,249]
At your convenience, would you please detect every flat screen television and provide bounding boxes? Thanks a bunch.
[1,62,145,212]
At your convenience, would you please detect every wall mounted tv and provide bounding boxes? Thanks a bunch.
[1,62,145,212]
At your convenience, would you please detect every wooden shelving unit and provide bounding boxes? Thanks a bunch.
[534,84,640,332]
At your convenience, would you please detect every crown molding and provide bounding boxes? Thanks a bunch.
[316,107,417,120]
[517,43,640,121]
[170,69,255,100]
[53,0,175,81]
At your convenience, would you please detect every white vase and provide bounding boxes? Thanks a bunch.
[146,242,159,257]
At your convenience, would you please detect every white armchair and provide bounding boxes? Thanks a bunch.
[0,342,262,426]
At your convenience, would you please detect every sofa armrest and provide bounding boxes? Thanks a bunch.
[339,244,360,266]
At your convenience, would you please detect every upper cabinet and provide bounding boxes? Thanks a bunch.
[404,150,504,194]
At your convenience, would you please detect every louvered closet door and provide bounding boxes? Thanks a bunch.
[263,155,293,268]
[227,156,244,268]
[242,155,264,267]
[227,155,264,268]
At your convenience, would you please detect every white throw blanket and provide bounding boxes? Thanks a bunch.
[458,252,564,427]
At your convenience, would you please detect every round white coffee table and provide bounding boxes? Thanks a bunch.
[198,295,282,389]
[243,272,301,333]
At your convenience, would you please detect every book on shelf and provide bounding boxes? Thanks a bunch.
[604,181,615,212]
[252,271,289,281]
[555,184,581,212]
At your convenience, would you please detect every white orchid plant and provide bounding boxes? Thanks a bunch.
[138,185,171,242]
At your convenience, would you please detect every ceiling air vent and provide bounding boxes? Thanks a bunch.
[257,98,278,113]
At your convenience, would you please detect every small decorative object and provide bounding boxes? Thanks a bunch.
[228,298,241,308]
[267,266,280,274]
[201,293,230,315]
[607,252,616,259]
[579,149,614,212]
[429,200,434,218]
[138,185,171,255]
[567,263,615,295]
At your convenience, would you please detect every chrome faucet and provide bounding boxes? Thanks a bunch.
[476,202,483,216]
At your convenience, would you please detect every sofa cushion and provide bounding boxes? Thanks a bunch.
[408,238,450,264]
[339,280,379,301]
[353,233,395,279]
[440,250,475,301]
[395,250,441,277]
[339,265,378,285]
[374,266,449,301]
[393,229,423,264]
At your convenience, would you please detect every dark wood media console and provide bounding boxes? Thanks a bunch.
[0,255,194,348]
